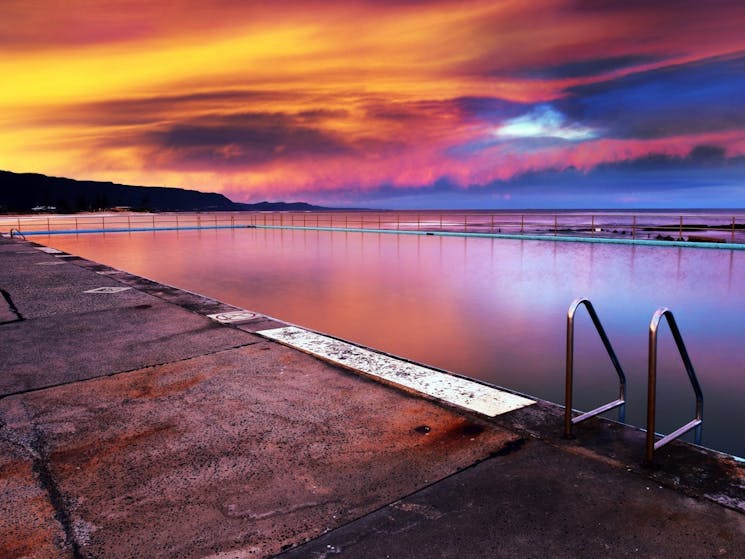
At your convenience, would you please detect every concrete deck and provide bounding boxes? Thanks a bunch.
[2,234,745,558]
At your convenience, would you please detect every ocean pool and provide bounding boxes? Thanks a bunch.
[38,227,745,457]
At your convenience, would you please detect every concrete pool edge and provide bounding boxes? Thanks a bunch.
[253,224,745,250]
[17,235,745,515]
[9,223,745,250]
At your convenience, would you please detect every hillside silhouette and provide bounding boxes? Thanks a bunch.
[0,170,328,213]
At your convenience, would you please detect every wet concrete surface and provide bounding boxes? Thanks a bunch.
[2,234,745,558]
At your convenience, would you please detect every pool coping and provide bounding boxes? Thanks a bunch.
[9,223,745,250]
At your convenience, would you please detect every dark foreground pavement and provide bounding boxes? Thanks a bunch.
[2,234,745,558]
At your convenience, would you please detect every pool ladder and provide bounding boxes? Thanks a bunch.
[564,297,704,463]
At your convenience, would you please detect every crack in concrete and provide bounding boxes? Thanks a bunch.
[0,341,262,402]
[0,288,24,324]
[18,402,84,559]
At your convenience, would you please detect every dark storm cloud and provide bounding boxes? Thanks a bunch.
[558,54,745,139]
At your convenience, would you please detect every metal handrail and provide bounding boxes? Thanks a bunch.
[645,308,704,463]
[9,228,25,240]
[564,297,627,437]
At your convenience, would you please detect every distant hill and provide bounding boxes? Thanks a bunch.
[0,170,332,213]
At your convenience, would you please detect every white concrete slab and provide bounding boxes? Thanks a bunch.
[258,326,535,417]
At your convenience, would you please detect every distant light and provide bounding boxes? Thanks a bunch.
[494,105,596,141]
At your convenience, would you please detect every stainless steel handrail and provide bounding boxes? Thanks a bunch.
[564,297,627,438]
[645,308,704,463]
[9,228,25,240]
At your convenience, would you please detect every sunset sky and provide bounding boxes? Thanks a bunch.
[2,0,744,208]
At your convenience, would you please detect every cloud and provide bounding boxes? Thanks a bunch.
[307,144,745,208]
[146,112,355,168]
[522,54,661,79]
[494,105,597,141]
[28,90,295,127]
[559,53,745,139]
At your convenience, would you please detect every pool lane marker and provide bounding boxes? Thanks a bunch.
[257,326,535,417]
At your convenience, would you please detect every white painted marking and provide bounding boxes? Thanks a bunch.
[258,326,535,417]
[96,270,124,275]
[35,247,63,254]
[207,310,259,324]
[83,286,132,294]
[35,261,66,266]
[54,254,77,258]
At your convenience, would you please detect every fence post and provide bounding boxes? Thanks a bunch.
[679,216,683,240]
[733,217,736,243]
[554,215,558,235]
[632,215,636,239]
[521,215,524,233]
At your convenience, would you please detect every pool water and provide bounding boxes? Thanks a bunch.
[40,227,745,457]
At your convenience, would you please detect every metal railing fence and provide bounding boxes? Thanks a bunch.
[2,211,745,244]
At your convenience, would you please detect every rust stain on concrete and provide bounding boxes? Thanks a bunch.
[51,423,175,473]
[125,372,206,400]
[0,443,70,559]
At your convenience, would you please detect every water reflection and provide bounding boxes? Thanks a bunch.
[41,229,745,457]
